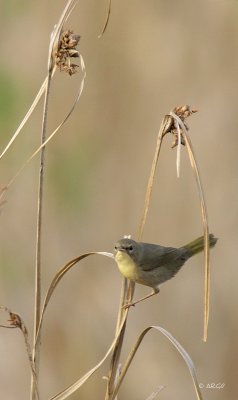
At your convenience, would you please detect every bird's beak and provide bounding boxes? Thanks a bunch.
[115,246,125,253]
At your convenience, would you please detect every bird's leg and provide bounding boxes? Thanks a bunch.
[123,288,160,309]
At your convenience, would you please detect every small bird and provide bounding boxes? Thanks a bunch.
[114,234,217,307]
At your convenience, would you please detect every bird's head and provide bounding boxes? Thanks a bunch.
[114,238,139,262]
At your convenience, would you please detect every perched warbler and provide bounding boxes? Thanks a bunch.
[114,234,217,307]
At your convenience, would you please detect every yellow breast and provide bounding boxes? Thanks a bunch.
[115,251,139,280]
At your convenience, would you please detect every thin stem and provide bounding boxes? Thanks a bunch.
[105,117,170,399]
[138,115,170,240]
[105,278,129,400]
[30,70,52,400]
[183,133,210,341]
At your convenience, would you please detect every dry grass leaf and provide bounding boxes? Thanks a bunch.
[169,108,210,341]
[98,0,112,38]
[36,251,114,344]
[111,325,203,400]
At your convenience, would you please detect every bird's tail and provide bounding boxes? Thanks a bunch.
[183,234,218,256]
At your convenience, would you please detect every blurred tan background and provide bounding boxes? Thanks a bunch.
[0,0,237,399]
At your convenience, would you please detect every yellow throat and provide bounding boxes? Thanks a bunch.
[115,250,138,280]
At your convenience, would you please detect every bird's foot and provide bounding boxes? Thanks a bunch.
[122,302,136,310]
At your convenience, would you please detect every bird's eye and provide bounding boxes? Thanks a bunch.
[114,245,118,250]
[129,245,133,252]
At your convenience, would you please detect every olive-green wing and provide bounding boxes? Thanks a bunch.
[138,243,189,272]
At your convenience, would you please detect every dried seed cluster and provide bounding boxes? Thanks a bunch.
[163,105,197,148]
[55,30,81,76]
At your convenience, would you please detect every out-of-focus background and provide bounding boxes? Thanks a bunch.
[0,1,237,399]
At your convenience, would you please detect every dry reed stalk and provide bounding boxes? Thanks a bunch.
[31,2,81,398]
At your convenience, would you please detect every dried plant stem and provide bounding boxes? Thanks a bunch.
[105,117,170,399]
[170,111,210,341]
[105,279,129,399]
[98,0,112,38]
[0,307,40,400]
[138,115,171,241]
[30,3,81,397]
[35,251,114,345]
[50,312,128,400]
[169,110,210,341]
[0,74,53,160]
[111,326,203,400]
[31,70,52,400]
[182,133,210,341]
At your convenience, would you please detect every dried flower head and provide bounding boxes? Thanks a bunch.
[162,105,197,148]
[55,29,81,76]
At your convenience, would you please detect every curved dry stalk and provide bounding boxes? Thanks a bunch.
[137,115,172,241]
[0,1,79,162]
[35,251,115,400]
[170,111,210,342]
[183,135,210,342]
[0,0,79,161]
[0,307,39,400]
[32,3,81,399]
[111,326,203,400]
[105,294,129,399]
[35,252,114,346]
[106,106,212,398]
[0,72,55,161]
[98,0,112,38]
[34,249,127,400]
[106,116,172,399]
[50,312,128,400]
[144,384,165,400]
[28,59,85,162]
[31,249,131,400]
[0,60,86,205]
